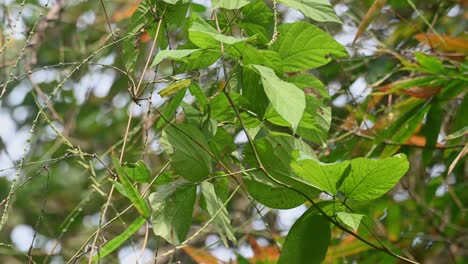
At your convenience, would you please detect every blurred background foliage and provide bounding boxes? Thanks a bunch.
[0,0,466,263]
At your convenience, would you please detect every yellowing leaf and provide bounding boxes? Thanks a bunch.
[159,79,191,97]
[353,0,387,44]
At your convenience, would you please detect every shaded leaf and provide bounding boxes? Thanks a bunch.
[148,181,197,245]
[112,154,150,218]
[278,207,330,264]
[162,124,212,181]
[155,88,187,130]
[123,160,151,183]
[200,182,237,246]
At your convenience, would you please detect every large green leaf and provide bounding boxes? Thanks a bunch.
[162,124,212,181]
[252,64,305,131]
[91,216,146,261]
[340,154,409,201]
[243,133,320,209]
[148,181,197,245]
[123,160,151,183]
[270,21,348,72]
[212,0,250,9]
[291,157,350,196]
[112,155,151,218]
[200,182,236,245]
[278,207,330,264]
[277,0,341,23]
[189,16,247,49]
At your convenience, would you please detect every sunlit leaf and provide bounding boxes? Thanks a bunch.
[212,0,250,9]
[340,154,409,201]
[252,64,305,131]
[270,21,347,72]
[336,212,364,230]
[277,0,341,23]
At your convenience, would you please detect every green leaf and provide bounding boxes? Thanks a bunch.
[176,49,221,73]
[112,155,151,218]
[239,0,274,45]
[277,0,341,23]
[148,181,197,245]
[92,216,146,261]
[244,134,321,209]
[380,102,430,158]
[189,16,247,49]
[123,160,151,183]
[122,1,153,73]
[340,154,409,201]
[150,49,201,67]
[252,64,305,131]
[291,157,350,196]
[159,79,192,97]
[212,0,250,9]
[270,21,348,72]
[443,126,467,141]
[162,124,212,181]
[162,0,191,4]
[200,182,237,245]
[278,207,330,264]
[336,212,364,230]
[188,83,208,110]
[155,88,187,130]
[230,45,283,72]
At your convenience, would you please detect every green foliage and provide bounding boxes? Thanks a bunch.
[278,207,330,264]
[148,181,197,245]
[1,0,465,263]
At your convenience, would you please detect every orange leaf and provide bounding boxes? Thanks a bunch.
[353,0,387,44]
[400,86,441,99]
[406,135,426,147]
[113,1,141,22]
[247,236,280,263]
[183,246,224,264]
[415,33,468,53]
[139,32,151,43]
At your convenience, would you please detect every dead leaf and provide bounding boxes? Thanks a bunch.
[183,246,225,264]
[415,33,468,53]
